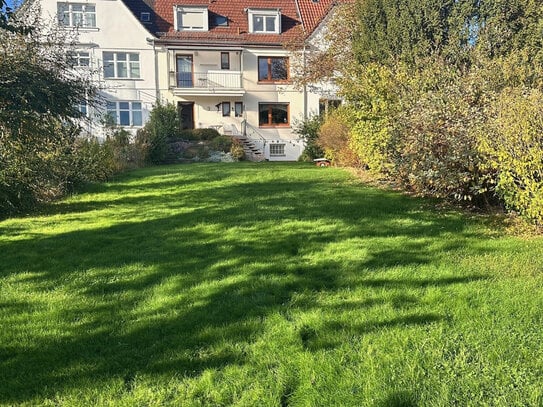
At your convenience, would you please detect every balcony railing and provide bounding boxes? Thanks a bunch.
[170,70,242,89]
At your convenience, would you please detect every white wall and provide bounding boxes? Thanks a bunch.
[157,45,321,160]
[40,0,157,139]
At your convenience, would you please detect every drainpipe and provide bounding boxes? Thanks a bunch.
[303,42,308,120]
[147,38,160,102]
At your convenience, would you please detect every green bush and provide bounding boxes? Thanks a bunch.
[138,102,181,164]
[0,122,120,218]
[294,115,324,160]
[339,64,401,173]
[179,128,221,141]
[479,87,543,223]
[391,73,491,202]
[209,136,233,152]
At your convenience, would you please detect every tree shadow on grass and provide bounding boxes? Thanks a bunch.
[0,165,497,403]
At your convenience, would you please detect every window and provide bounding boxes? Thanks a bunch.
[258,56,288,82]
[213,14,228,27]
[76,100,88,117]
[319,98,342,116]
[57,3,96,27]
[221,52,230,70]
[248,9,280,34]
[222,102,231,117]
[106,101,142,126]
[103,52,140,79]
[176,6,208,31]
[234,102,243,118]
[259,103,289,126]
[67,50,90,67]
[140,12,150,22]
[270,144,285,156]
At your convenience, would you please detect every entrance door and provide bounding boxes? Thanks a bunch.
[176,55,193,87]
[178,102,194,130]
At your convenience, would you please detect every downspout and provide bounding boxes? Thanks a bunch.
[293,0,308,120]
[303,43,308,120]
[147,37,160,102]
[153,40,160,102]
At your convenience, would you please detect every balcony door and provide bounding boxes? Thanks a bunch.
[176,55,193,87]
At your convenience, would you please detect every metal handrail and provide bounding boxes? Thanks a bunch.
[241,120,266,143]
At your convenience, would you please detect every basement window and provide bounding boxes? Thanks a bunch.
[270,144,285,156]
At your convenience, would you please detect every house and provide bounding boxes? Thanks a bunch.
[150,0,339,161]
[39,0,158,139]
[37,0,340,159]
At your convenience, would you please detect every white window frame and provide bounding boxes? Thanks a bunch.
[106,101,143,127]
[57,3,96,28]
[67,50,91,68]
[270,144,286,157]
[248,9,281,34]
[174,6,209,31]
[103,52,140,79]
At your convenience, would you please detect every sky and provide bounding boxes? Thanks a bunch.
[3,0,16,10]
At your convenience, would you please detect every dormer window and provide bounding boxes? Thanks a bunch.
[213,14,228,27]
[175,6,208,31]
[248,9,281,34]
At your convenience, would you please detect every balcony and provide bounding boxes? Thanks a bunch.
[170,70,245,96]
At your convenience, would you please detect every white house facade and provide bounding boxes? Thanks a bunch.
[35,0,341,159]
[39,0,158,138]
[149,0,341,161]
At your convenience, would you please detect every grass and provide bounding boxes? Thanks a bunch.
[1,162,543,406]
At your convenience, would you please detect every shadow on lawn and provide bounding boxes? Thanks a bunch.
[0,164,494,403]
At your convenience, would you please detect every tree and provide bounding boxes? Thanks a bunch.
[0,1,100,215]
[0,2,95,138]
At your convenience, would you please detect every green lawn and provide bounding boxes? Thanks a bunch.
[1,162,543,406]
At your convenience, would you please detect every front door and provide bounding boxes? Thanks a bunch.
[176,55,193,87]
[178,102,194,130]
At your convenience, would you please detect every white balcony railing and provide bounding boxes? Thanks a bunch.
[171,70,242,89]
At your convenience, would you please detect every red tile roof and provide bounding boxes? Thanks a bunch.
[143,0,339,46]
[297,0,337,35]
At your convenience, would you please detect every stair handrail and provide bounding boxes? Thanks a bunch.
[241,120,266,144]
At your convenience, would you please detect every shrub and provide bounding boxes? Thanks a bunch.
[179,128,221,141]
[294,115,324,160]
[207,151,236,162]
[139,102,181,164]
[391,75,491,202]
[209,135,233,152]
[479,87,543,223]
[0,123,119,217]
[230,139,245,160]
[317,109,360,167]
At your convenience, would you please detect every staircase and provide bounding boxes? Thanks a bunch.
[236,136,265,161]
[225,123,266,162]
